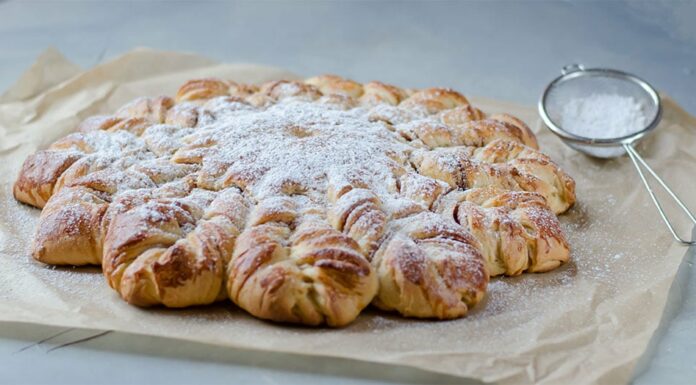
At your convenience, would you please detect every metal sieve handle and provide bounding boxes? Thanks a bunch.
[623,144,696,245]
[561,63,585,75]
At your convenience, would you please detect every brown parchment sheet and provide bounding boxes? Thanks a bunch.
[1,48,695,385]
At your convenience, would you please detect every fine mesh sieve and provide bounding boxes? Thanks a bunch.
[539,64,695,245]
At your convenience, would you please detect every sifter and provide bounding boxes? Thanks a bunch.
[539,64,696,245]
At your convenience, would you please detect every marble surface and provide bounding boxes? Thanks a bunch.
[1,1,694,384]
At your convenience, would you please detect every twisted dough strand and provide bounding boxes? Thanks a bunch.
[372,211,488,318]
[228,196,377,326]
[436,187,569,276]
[411,139,575,214]
[103,187,249,307]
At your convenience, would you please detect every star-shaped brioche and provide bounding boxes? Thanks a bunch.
[14,75,575,326]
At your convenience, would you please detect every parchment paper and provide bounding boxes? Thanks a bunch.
[1,48,695,385]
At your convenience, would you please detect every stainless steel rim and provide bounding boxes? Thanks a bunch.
[538,65,663,147]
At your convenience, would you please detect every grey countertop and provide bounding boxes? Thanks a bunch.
[1,1,695,384]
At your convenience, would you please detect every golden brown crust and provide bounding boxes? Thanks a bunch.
[31,186,109,265]
[435,187,569,276]
[13,74,575,326]
[13,150,83,208]
[228,208,377,327]
[372,212,488,319]
[77,116,124,133]
[489,113,538,150]
[103,187,247,307]
[411,139,575,214]
[328,187,387,256]
[440,105,486,127]
[305,75,364,98]
[259,80,322,102]
[227,81,259,97]
[473,139,576,213]
[360,81,409,106]
[176,79,231,103]
[400,88,470,114]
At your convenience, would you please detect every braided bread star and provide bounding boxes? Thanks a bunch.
[13,74,575,326]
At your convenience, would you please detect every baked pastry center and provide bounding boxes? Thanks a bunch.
[184,99,409,200]
[13,76,576,327]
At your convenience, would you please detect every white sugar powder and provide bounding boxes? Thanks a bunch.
[560,94,648,139]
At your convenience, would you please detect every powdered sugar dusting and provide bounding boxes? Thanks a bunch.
[191,99,413,201]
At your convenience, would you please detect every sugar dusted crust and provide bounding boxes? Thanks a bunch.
[13,75,576,326]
